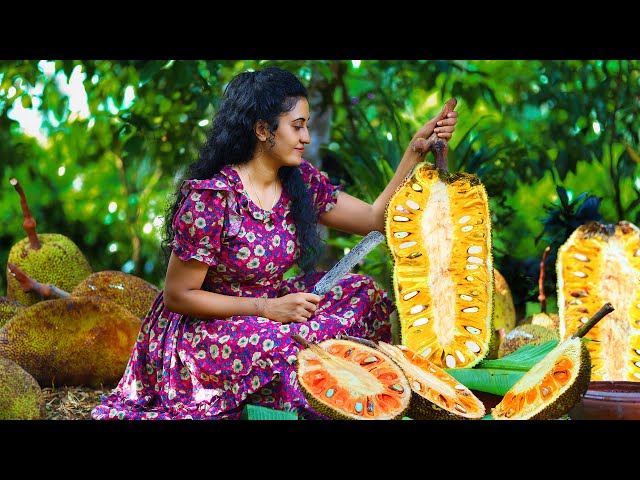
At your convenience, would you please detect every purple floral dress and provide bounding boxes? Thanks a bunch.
[91,159,394,420]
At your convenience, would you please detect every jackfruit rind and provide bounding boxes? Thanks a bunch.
[498,324,560,358]
[385,161,493,369]
[296,338,411,420]
[0,356,44,420]
[0,297,23,329]
[556,221,640,381]
[493,269,516,332]
[0,296,140,387]
[71,270,160,320]
[376,341,485,420]
[491,337,590,420]
[7,233,93,306]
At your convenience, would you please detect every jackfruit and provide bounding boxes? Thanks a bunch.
[0,356,44,420]
[0,297,23,329]
[71,270,160,320]
[491,302,613,420]
[293,334,411,420]
[0,296,140,387]
[385,99,493,369]
[7,178,93,306]
[498,324,559,358]
[493,269,516,332]
[557,221,640,381]
[375,341,485,419]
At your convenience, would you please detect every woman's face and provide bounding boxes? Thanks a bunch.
[262,97,311,167]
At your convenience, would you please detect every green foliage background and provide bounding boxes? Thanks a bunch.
[1,60,639,319]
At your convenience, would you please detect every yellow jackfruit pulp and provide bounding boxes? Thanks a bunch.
[385,162,493,369]
[557,220,640,381]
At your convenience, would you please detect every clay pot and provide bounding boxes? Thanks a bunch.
[569,381,640,420]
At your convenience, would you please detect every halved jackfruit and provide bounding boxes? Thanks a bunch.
[376,341,485,419]
[491,302,614,419]
[294,336,411,420]
[385,162,493,369]
[556,221,640,381]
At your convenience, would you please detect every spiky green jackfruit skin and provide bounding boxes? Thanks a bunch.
[71,270,161,320]
[0,357,44,420]
[0,296,140,387]
[0,297,23,329]
[491,337,591,420]
[497,324,560,358]
[7,233,93,306]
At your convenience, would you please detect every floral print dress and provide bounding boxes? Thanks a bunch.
[91,159,394,420]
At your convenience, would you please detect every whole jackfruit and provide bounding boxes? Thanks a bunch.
[521,246,560,332]
[385,99,493,369]
[0,297,23,329]
[0,356,44,420]
[491,302,613,420]
[71,270,160,320]
[293,334,411,420]
[557,221,640,381]
[498,324,559,358]
[0,296,140,387]
[7,178,92,306]
[493,269,516,333]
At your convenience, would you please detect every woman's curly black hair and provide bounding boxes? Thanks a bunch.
[161,66,322,272]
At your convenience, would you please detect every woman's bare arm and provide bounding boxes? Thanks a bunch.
[163,252,320,323]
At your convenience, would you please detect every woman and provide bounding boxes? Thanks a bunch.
[91,66,458,420]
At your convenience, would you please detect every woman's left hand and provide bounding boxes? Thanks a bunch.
[410,107,458,155]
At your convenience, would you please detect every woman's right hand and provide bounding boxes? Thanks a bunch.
[265,293,321,324]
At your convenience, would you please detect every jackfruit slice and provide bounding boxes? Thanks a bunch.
[0,296,140,387]
[556,221,640,381]
[375,341,485,419]
[294,335,411,420]
[7,178,92,306]
[491,302,613,420]
[385,161,493,369]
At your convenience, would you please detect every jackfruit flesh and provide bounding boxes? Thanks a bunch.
[376,341,485,419]
[71,270,160,320]
[0,356,44,420]
[7,233,93,306]
[556,221,640,381]
[385,162,493,369]
[296,338,411,420]
[491,337,590,420]
[0,296,140,387]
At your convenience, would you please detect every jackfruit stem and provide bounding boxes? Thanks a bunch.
[10,178,41,251]
[7,262,72,299]
[571,302,614,339]
[430,98,457,171]
[538,246,551,313]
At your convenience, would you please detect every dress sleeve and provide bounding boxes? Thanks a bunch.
[298,158,343,219]
[168,183,227,267]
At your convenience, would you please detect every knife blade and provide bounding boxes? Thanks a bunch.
[312,230,386,295]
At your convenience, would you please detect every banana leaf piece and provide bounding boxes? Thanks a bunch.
[445,340,559,396]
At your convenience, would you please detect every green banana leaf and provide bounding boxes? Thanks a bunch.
[445,340,559,396]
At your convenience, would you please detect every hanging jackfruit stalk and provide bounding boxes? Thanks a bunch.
[385,98,493,369]
[556,221,640,381]
[492,302,614,420]
[523,246,559,331]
